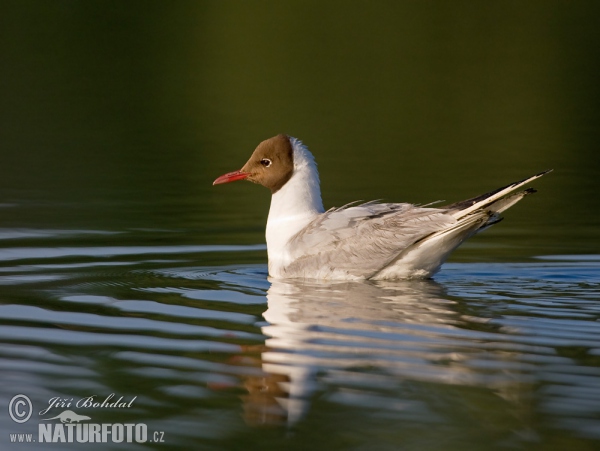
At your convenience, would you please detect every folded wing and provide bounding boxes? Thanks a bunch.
[286,202,457,279]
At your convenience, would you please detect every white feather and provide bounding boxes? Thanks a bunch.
[263,137,547,280]
[266,138,325,277]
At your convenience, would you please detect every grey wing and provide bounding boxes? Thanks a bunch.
[285,202,456,278]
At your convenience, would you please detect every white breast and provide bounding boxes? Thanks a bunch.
[265,138,325,277]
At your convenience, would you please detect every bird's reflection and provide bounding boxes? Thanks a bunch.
[237,278,530,428]
[240,279,457,425]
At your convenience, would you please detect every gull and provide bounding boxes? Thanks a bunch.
[214,134,550,279]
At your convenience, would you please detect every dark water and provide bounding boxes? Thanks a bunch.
[1,242,599,450]
[2,1,600,450]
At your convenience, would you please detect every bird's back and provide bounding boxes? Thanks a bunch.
[283,202,458,279]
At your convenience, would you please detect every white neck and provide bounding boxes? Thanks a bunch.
[266,138,324,275]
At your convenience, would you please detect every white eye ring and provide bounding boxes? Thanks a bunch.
[260,158,272,167]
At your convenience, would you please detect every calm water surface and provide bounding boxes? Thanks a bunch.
[2,1,600,450]
[0,223,599,450]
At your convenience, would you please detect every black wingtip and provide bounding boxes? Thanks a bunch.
[442,170,549,211]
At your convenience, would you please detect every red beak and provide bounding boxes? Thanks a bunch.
[212,170,250,185]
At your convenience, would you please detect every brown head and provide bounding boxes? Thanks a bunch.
[213,134,294,193]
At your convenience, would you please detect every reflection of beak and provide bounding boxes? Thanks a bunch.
[212,170,250,185]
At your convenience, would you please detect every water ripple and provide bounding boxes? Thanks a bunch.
[0,240,598,447]
[0,244,266,261]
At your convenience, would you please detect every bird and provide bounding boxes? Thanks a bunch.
[213,134,550,280]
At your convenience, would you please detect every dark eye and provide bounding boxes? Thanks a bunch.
[260,158,272,167]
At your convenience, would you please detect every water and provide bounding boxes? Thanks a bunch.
[2,1,600,450]
[1,230,599,450]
